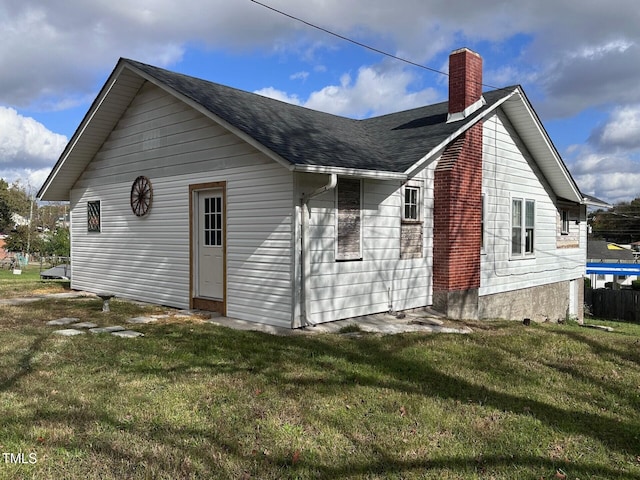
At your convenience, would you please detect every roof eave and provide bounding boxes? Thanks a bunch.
[37,60,132,202]
[582,196,612,209]
[293,164,407,181]
[509,88,583,204]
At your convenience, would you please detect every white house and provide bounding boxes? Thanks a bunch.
[38,48,595,328]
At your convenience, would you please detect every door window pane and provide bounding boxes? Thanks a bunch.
[203,196,222,247]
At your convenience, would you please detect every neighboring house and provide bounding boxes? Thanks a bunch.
[38,48,596,328]
[587,240,640,288]
[11,213,29,229]
[0,235,7,260]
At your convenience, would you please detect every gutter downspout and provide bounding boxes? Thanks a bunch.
[300,174,337,327]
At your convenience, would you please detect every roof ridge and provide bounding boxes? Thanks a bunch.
[123,58,363,124]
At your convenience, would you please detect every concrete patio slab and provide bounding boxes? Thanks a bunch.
[202,309,473,336]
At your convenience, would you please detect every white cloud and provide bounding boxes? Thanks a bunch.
[253,87,302,106]
[566,104,640,203]
[3,0,640,202]
[258,65,439,118]
[306,66,439,117]
[589,105,640,152]
[566,144,640,204]
[2,0,640,116]
[0,107,67,188]
[0,167,54,195]
[574,171,640,205]
[290,71,310,81]
[0,107,67,167]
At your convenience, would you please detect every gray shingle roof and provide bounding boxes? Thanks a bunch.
[587,240,636,261]
[126,59,515,173]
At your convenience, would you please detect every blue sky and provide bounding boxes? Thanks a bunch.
[1,0,640,204]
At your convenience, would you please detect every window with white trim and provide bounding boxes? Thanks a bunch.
[512,198,535,256]
[87,200,101,232]
[561,209,570,235]
[481,193,486,251]
[403,186,420,221]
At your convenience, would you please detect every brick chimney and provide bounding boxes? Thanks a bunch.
[447,48,484,122]
[433,48,484,319]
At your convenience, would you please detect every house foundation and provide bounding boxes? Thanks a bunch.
[478,280,583,323]
[433,289,479,320]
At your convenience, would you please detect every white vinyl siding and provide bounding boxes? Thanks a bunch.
[480,110,586,296]
[70,83,294,328]
[296,169,434,324]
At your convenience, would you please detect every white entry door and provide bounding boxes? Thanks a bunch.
[196,190,224,299]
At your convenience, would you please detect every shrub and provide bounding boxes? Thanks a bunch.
[632,279,640,291]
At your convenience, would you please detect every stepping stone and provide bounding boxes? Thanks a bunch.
[126,316,157,324]
[46,317,80,326]
[583,324,614,332]
[177,309,212,319]
[111,330,144,338]
[53,329,85,336]
[71,322,98,329]
[409,317,445,326]
[89,325,126,334]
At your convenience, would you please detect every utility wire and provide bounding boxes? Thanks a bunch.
[250,0,504,91]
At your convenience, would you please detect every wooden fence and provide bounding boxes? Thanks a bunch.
[585,288,640,322]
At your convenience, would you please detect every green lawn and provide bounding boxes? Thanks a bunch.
[1,287,639,479]
[0,264,70,297]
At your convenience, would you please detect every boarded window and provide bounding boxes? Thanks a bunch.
[400,223,423,259]
[336,178,361,261]
[557,205,580,249]
[87,201,101,232]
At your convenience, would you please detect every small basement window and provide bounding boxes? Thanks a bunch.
[87,200,101,232]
